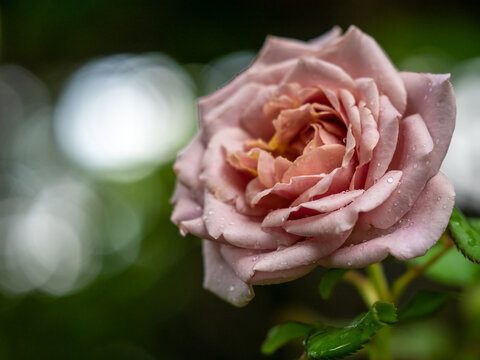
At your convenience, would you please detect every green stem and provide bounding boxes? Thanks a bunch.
[366,327,392,360]
[366,263,391,302]
[391,235,453,302]
[343,270,380,307]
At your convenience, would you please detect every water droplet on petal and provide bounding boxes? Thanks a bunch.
[208,210,214,215]
[347,261,352,266]
[229,285,235,292]
[412,145,416,151]
[442,204,447,209]
[413,163,418,169]
[436,196,441,201]
[387,177,394,184]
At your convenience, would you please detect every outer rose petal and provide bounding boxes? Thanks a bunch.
[256,26,342,66]
[203,192,299,250]
[203,240,254,307]
[361,114,434,229]
[173,132,205,196]
[400,72,456,175]
[318,172,455,268]
[318,25,407,114]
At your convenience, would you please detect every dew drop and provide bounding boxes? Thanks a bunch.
[413,163,418,169]
[377,163,381,167]
[342,137,347,144]
[347,261,352,266]
[208,210,214,215]
[436,196,441,201]
[435,139,440,145]
[412,145,416,151]
[229,285,235,292]
[387,177,394,184]
[442,204,447,209]
[393,202,399,207]
[229,222,235,225]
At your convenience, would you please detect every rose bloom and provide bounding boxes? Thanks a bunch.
[171,26,456,306]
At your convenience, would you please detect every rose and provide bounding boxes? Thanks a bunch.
[171,26,456,307]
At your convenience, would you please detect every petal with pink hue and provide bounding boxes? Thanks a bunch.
[355,78,380,119]
[292,162,355,206]
[171,183,203,234]
[272,104,313,145]
[318,172,455,268]
[262,190,364,228]
[358,105,379,166]
[364,96,400,188]
[198,59,297,119]
[240,84,277,139]
[285,171,402,237]
[173,132,205,196]
[254,26,342,67]
[203,192,299,249]
[282,144,345,182]
[281,58,356,92]
[319,26,406,114]
[201,83,265,140]
[361,114,434,229]
[401,72,456,175]
[247,175,325,206]
[308,26,343,47]
[219,244,318,285]
[257,150,277,188]
[274,156,292,180]
[340,89,361,136]
[203,240,254,307]
[201,127,250,204]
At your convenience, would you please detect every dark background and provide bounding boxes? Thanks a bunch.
[1,1,480,359]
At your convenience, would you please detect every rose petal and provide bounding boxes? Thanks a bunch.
[291,162,355,206]
[198,59,297,119]
[361,114,434,229]
[240,84,277,139]
[308,26,343,47]
[248,175,325,205]
[364,96,400,188]
[262,189,364,228]
[281,58,356,92]
[401,72,456,175]
[202,83,265,140]
[319,26,406,114]
[318,172,455,268]
[282,144,345,183]
[203,192,299,249]
[355,78,380,120]
[171,183,203,233]
[219,244,317,285]
[358,105,379,166]
[173,132,206,196]
[201,127,250,203]
[285,171,402,237]
[203,240,254,307]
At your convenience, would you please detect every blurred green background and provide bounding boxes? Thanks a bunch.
[1,1,480,359]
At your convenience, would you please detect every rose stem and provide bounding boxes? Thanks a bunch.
[366,263,391,302]
[343,270,380,307]
[391,233,454,302]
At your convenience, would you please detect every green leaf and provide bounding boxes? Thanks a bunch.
[319,269,348,300]
[304,302,397,359]
[399,290,451,322]
[261,321,313,355]
[448,207,480,263]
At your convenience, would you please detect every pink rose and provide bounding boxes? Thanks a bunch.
[171,26,456,306]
